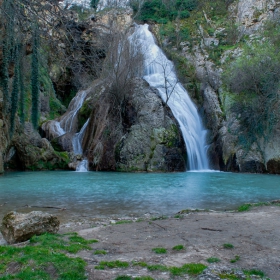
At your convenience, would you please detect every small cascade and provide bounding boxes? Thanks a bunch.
[76,160,88,172]
[42,90,90,172]
[72,119,89,155]
[131,24,209,170]
[73,119,90,172]
[60,91,87,133]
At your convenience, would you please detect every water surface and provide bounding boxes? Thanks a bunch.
[0,171,280,220]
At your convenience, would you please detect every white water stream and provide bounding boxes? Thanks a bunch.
[131,24,209,170]
[45,90,89,171]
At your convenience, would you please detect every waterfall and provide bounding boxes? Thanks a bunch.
[73,119,90,172]
[131,24,209,170]
[43,90,89,172]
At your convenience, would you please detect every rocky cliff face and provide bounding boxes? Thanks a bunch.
[82,78,186,171]
[176,0,280,173]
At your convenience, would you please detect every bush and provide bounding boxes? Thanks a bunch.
[133,0,198,23]
[223,40,280,147]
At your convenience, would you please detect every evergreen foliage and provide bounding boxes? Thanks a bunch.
[31,26,40,129]
[132,0,198,23]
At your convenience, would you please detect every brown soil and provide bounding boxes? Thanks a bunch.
[1,206,280,279]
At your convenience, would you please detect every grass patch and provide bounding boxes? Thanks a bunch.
[172,245,185,251]
[174,214,183,219]
[150,216,168,221]
[169,263,207,276]
[95,260,129,270]
[115,220,133,225]
[243,269,265,277]
[115,276,132,280]
[219,273,239,280]
[94,250,107,255]
[147,264,168,272]
[132,261,148,267]
[223,243,234,249]
[237,204,251,212]
[152,247,167,254]
[207,257,221,263]
[135,277,154,280]
[0,232,92,279]
[230,255,240,263]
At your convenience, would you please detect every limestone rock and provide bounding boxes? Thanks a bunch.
[1,211,60,244]
[84,78,186,171]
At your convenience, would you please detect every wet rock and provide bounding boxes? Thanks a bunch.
[1,211,60,244]
[267,158,280,174]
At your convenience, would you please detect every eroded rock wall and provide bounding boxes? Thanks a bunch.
[177,0,280,173]
[82,78,186,172]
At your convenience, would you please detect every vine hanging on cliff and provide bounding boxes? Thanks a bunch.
[10,45,20,135]
[1,0,16,114]
[31,25,40,129]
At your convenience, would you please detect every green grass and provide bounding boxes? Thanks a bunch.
[219,273,239,280]
[135,277,154,280]
[152,247,167,254]
[230,255,240,263]
[243,269,265,277]
[0,232,93,279]
[174,214,183,219]
[147,264,168,272]
[132,261,148,267]
[94,250,107,255]
[169,263,207,276]
[114,220,133,225]
[223,243,234,249]
[95,260,129,270]
[115,276,132,280]
[172,245,185,251]
[150,216,168,221]
[29,232,97,253]
[237,204,251,212]
[207,257,221,263]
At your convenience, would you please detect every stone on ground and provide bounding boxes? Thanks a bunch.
[0,211,60,244]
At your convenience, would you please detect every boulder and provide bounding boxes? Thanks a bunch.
[1,211,60,244]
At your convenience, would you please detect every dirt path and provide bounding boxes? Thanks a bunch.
[57,206,280,279]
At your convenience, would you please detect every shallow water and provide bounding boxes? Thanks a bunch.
[0,171,280,220]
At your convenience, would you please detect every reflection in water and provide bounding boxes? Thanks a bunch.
[0,171,280,221]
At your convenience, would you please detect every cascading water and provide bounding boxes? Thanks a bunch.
[43,90,89,171]
[131,24,209,170]
[73,119,89,172]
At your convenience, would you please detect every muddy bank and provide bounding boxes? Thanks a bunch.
[1,206,279,279]
[66,206,279,279]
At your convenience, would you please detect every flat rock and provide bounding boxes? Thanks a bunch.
[1,211,60,244]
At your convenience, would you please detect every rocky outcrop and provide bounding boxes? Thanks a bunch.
[234,0,280,34]
[1,211,59,244]
[6,123,70,171]
[175,0,280,173]
[83,78,186,171]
